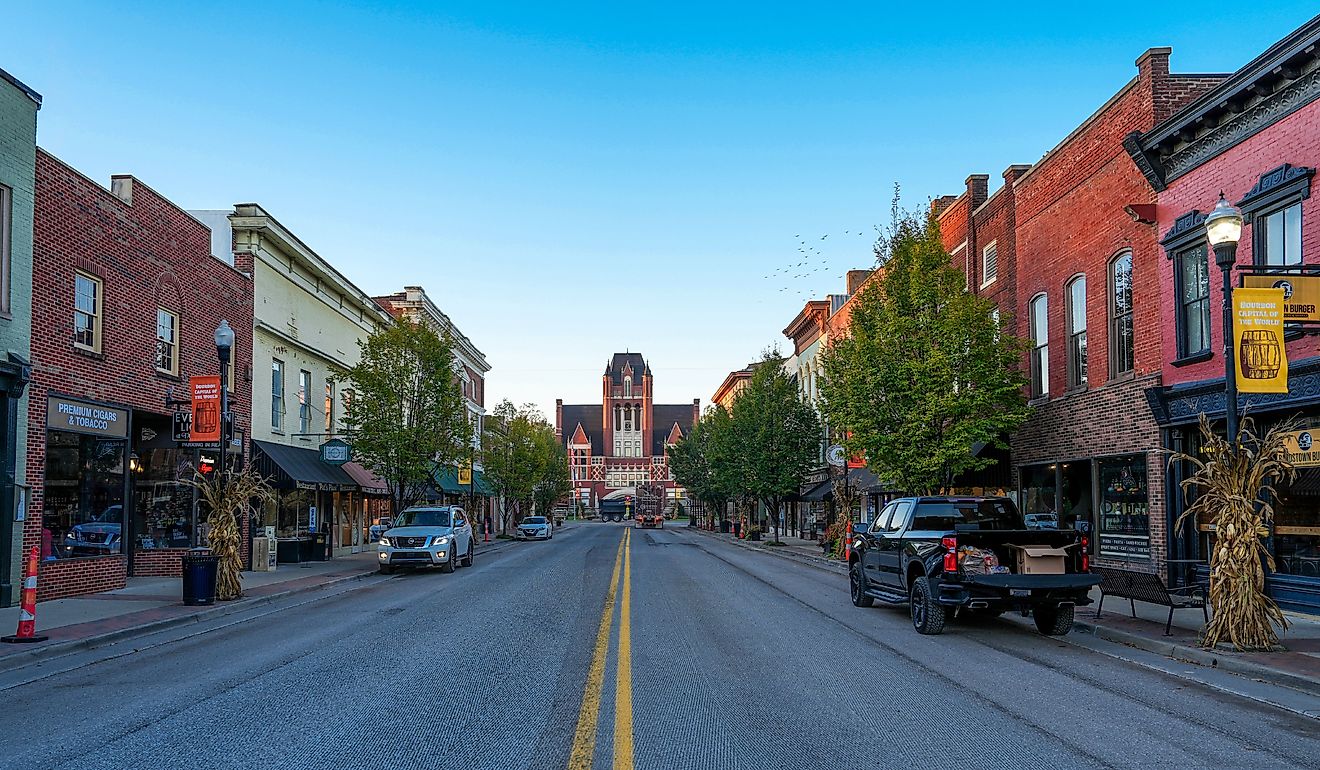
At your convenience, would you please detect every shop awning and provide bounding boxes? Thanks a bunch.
[252,439,357,492]
[473,469,495,496]
[342,461,389,495]
[802,479,834,502]
[432,466,465,494]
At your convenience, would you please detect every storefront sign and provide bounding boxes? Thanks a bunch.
[319,438,351,465]
[458,461,472,486]
[46,395,128,438]
[1243,274,1320,323]
[308,505,318,532]
[189,375,223,443]
[1281,429,1320,468]
[1232,287,1288,394]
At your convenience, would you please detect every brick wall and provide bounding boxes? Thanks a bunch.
[1155,100,1320,387]
[26,149,254,600]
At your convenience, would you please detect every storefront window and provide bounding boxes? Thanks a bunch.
[1020,464,1056,518]
[277,489,315,537]
[1273,468,1320,578]
[43,431,126,559]
[132,447,193,550]
[1060,461,1093,539]
[1097,454,1150,560]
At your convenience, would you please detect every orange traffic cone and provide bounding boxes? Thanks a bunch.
[844,520,853,563]
[3,546,48,644]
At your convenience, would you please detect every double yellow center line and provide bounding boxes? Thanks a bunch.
[568,528,634,770]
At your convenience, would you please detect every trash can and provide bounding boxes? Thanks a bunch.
[182,548,219,606]
[732,521,742,538]
[720,520,731,534]
[309,531,329,561]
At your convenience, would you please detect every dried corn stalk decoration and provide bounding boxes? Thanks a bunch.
[186,465,275,601]
[823,473,860,558]
[1172,414,1295,651]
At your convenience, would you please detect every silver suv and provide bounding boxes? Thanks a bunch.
[377,506,474,574]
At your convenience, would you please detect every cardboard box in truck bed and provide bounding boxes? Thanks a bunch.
[1005,544,1069,575]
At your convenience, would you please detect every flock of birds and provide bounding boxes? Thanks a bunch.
[763,229,876,302]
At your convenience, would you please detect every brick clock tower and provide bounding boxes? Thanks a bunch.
[556,352,699,512]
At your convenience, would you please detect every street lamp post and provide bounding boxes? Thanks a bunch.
[214,321,235,471]
[1205,194,1245,444]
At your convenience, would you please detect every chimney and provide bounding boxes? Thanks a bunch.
[109,176,135,205]
[846,270,873,295]
[931,194,959,217]
[555,399,563,436]
[967,174,990,211]
[1003,164,1032,187]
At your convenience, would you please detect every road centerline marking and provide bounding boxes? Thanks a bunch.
[613,528,634,770]
[568,532,627,770]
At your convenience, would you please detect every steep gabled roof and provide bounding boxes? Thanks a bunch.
[605,352,648,385]
[560,405,604,451]
[569,423,590,446]
[651,404,696,456]
[665,422,685,445]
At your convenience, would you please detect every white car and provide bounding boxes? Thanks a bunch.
[515,516,553,541]
[378,506,474,574]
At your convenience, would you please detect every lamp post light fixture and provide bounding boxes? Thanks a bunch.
[1205,193,1245,445]
[214,320,235,475]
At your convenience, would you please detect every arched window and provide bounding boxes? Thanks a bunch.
[1109,252,1134,376]
[623,376,632,398]
[1067,276,1087,388]
[1030,293,1049,398]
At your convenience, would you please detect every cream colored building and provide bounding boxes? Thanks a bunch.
[202,205,393,559]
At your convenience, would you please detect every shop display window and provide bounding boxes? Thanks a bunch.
[277,489,315,537]
[1273,468,1320,578]
[42,431,126,560]
[1097,454,1150,560]
[131,447,193,550]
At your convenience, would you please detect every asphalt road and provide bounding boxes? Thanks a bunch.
[2,524,1319,769]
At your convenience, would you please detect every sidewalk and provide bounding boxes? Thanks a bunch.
[0,535,520,669]
[688,525,1320,696]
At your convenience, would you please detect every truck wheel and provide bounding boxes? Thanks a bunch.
[1033,604,1075,636]
[910,578,946,635]
[850,563,874,608]
[378,564,393,575]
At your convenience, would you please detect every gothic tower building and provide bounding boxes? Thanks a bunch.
[555,352,699,510]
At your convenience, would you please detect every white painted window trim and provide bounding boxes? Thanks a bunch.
[980,240,998,289]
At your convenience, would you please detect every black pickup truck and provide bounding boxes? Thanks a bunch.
[849,496,1100,636]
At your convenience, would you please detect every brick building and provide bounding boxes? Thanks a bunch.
[27,151,254,600]
[1005,47,1224,573]
[0,68,39,607]
[1126,16,1320,611]
[556,353,699,511]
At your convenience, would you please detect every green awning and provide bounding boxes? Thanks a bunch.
[430,466,496,496]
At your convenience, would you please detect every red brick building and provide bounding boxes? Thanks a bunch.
[556,353,699,511]
[1006,48,1223,572]
[26,150,253,600]
[1126,16,1320,611]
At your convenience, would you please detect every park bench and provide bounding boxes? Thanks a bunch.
[1092,566,1208,636]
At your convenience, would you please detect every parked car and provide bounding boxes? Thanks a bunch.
[515,516,553,541]
[64,505,123,557]
[849,496,1100,636]
[1024,513,1059,530]
[377,506,473,574]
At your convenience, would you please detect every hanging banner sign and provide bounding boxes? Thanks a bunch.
[1243,274,1320,323]
[189,376,223,442]
[1281,429,1320,468]
[1232,287,1288,394]
[458,462,472,486]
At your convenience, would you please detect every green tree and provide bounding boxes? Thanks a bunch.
[819,207,1030,495]
[344,318,472,516]
[483,401,566,532]
[732,351,822,543]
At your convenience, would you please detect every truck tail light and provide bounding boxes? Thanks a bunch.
[942,535,958,573]
[1080,536,1090,572]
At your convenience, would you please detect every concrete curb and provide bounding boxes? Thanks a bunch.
[1070,617,1320,698]
[0,537,524,675]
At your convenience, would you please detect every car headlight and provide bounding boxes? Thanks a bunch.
[431,535,450,546]
[379,537,392,548]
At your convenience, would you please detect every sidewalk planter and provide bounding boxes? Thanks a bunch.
[720,521,731,534]
[748,530,762,541]
[181,549,219,606]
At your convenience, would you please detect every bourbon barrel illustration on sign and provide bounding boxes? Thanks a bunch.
[1239,329,1282,379]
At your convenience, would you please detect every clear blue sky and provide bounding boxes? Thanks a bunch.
[8,2,1316,419]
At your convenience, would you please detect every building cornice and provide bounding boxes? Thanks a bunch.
[1127,15,1320,190]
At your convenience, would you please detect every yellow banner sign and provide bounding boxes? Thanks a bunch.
[1282,429,1320,468]
[1232,287,1288,394]
[1243,274,1320,323]
[458,462,472,486]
